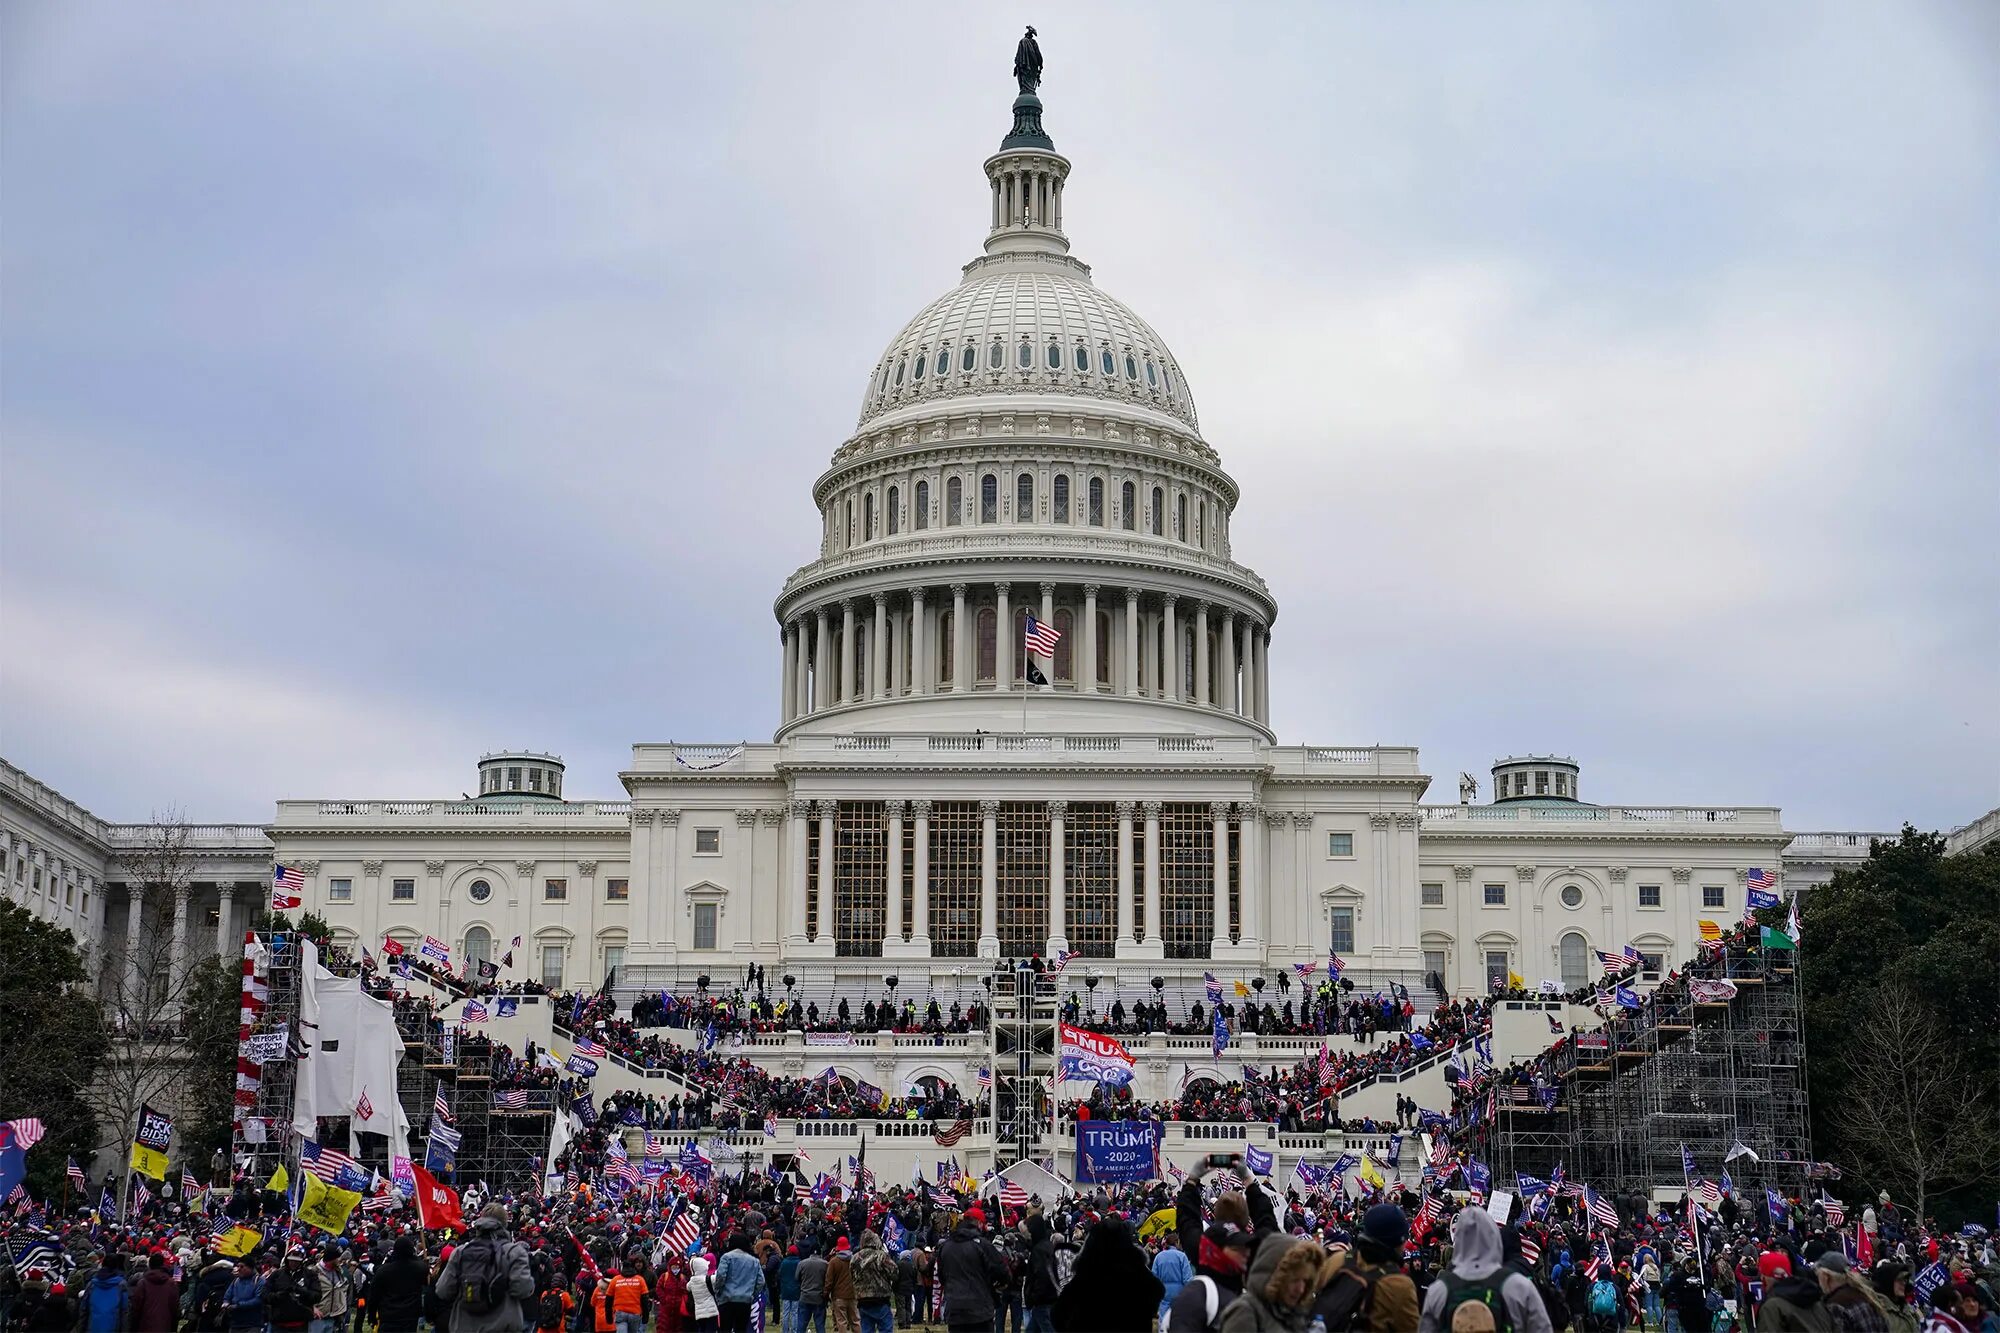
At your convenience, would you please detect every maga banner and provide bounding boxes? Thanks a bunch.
[1075,1120,1159,1185]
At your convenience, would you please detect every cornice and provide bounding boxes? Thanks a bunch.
[265,824,633,840]
[774,761,1275,780]
[1414,826,1790,847]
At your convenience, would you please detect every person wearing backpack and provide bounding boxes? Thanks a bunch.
[1313,1204,1420,1333]
[849,1230,899,1333]
[79,1253,131,1333]
[433,1202,535,1333]
[1418,1208,1555,1333]
[1585,1274,1621,1333]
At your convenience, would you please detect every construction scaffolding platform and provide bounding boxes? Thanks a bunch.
[989,961,1059,1168]
[1494,947,1810,1200]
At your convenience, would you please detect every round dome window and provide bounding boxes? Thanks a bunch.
[1560,884,1583,909]
[468,879,492,903]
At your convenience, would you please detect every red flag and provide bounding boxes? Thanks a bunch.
[1857,1225,1874,1267]
[411,1164,465,1233]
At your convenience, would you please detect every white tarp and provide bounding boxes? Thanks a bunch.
[980,1158,1074,1201]
[290,940,413,1165]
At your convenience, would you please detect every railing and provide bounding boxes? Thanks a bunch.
[788,733,1264,763]
[1947,809,2000,857]
[1784,831,1890,851]
[778,531,1274,603]
[294,800,631,818]
[1419,804,1783,831]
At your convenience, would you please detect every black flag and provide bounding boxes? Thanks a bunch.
[1025,663,1048,686]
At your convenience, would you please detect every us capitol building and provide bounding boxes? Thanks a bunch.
[12,69,1963,1015]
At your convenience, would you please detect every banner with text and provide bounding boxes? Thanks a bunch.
[1075,1119,1160,1184]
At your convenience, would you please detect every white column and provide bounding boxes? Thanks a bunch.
[1123,589,1140,697]
[1082,584,1099,693]
[995,584,1012,693]
[839,600,856,703]
[1142,801,1163,951]
[909,588,929,695]
[1240,618,1257,721]
[889,605,906,696]
[1194,602,1211,706]
[978,800,1000,957]
[170,885,192,1007]
[787,802,810,947]
[1039,582,1056,686]
[871,593,888,700]
[1220,612,1238,714]
[814,608,831,712]
[951,583,970,692]
[1047,800,1068,956]
[214,884,236,956]
[1239,804,1263,951]
[794,620,810,716]
[884,801,906,951]
[653,811,680,951]
[1210,803,1231,956]
[1257,625,1271,724]
[781,623,795,722]
[1114,802,1136,952]
[123,886,145,1006]
[911,800,933,952]
[815,801,837,947]
[1162,595,1180,702]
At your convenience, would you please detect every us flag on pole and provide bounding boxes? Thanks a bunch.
[68,1158,87,1188]
[1746,867,1775,893]
[433,1091,454,1124]
[932,1117,973,1146]
[1023,614,1061,657]
[355,1088,374,1122]
[271,865,305,911]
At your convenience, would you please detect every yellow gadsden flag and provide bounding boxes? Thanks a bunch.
[1358,1155,1386,1192]
[128,1141,170,1181]
[298,1173,363,1235]
[1507,970,1525,990]
[214,1225,263,1258]
[1137,1207,1177,1240]
[266,1164,290,1195]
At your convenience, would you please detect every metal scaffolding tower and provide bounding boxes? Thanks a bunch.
[989,961,1058,1168]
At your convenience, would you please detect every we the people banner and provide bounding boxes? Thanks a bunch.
[1075,1120,1159,1184]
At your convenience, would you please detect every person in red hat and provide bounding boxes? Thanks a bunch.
[1754,1251,1829,1333]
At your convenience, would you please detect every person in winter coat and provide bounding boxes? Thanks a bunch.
[1170,1223,1256,1333]
[656,1260,691,1333]
[129,1252,181,1332]
[20,1275,76,1333]
[715,1234,769,1333]
[1051,1219,1164,1333]
[79,1254,131,1333]
[1863,1265,1918,1333]
[850,1231,899,1333]
[219,1259,266,1332]
[1216,1234,1325,1333]
[798,1241,830,1333]
[312,1245,354,1333]
[189,1256,237,1331]
[1153,1233,1194,1329]
[433,1202,536,1333]
[935,1213,1010,1333]
[1313,1203,1420,1333]
[896,1247,919,1329]
[1417,1208,1556,1333]
[265,1248,324,1333]
[1754,1252,1831,1333]
[1812,1253,1888,1333]
[825,1238,858,1333]
[1666,1258,1714,1333]
[687,1254,721,1333]
[364,1236,431,1333]
[1022,1214,1063,1333]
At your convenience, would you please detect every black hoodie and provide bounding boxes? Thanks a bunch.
[1024,1215,1060,1307]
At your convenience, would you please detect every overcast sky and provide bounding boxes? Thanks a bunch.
[3,3,1995,831]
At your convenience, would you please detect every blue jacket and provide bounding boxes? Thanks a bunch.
[713,1249,765,1304]
[1152,1247,1193,1309]
[82,1271,129,1333]
[222,1275,267,1330]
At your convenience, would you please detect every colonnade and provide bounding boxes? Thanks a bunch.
[780,582,1271,726]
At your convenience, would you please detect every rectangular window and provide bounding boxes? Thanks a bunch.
[927,801,982,959]
[603,945,625,981]
[65,881,76,907]
[1329,906,1355,954]
[540,944,564,990]
[1485,950,1510,992]
[605,877,629,902]
[1326,832,1353,858]
[1702,885,1725,909]
[1483,882,1507,906]
[1638,883,1661,908]
[1639,952,1664,981]
[544,877,568,902]
[1423,948,1446,979]
[391,878,415,902]
[694,828,721,855]
[1421,882,1444,906]
[693,903,718,950]
[328,878,353,902]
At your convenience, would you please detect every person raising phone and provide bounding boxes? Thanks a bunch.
[1168,1154,1281,1333]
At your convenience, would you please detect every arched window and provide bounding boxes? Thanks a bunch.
[1176,494,1187,541]
[863,492,876,541]
[845,500,854,548]
[1121,481,1136,530]
[1145,357,1157,386]
[914,480,930,531]
[962,345,977,372]
[886,485,900,536]
[1054,608,1075,681]
[1101,348,1116,376]
[1559,932,1590,990]
[938,607,954,684]
[946,477,962,526]
[463,925,492,968]
[976,607,997,682]
[1125,354,1139,381]
[988,340,1003,369]
[911,350,925,381]
[980,475,998,523]
[1151,487,1164,536]
[1046,341,1061,369]
[1074,344,1088,372]
[1052,475,1069,523]
[1163,364,1175,395]
[936,348,950,377]
[1016,472,1034,521]
[1017,340,1032,368]
[894,358,905,386]
[1096,610,1113,684]
[1088,477,1104,526]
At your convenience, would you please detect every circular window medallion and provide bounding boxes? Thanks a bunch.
[1560,884,1583,909]
[468,879,492,903]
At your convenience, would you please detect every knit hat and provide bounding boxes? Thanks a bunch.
[1817,1251,1851,1275]
[1757,1251,1792,1282]
[1360,1204,1409,1251]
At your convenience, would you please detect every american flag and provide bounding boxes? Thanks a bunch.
[1328,953,1346,980]
[1582,1236,1611,1278]
[1596,950,1629,971]
[133,1179,154,1212]
[1048,949,1074,975]
[1204,972,1222,1002]
[1697,1180,1722,1209]
[434,1090,454,1124]
[494,1090,529,1111]
[271,864,304,910]
[1292,962,1319,976]
[462,1000,489,1023]
[301,1139,362,1184]
[933,1117,974,1146]
[360,1190,399,1213]
[574,1037,607,1058]
[928,1184,957,1209]
[1821,1194,1846,1226]
[5,1118,46,1150]
[67,1158,86,1189]
[999,1180,1029,1208]
[1746,867,1775,893]
[355,1088,374,1121]
[664,1200,702,1254]
[1023,614,1062,657]
[1418,1193,1444,1225]
[1584,1185,1618,1228]
[976,1067,993,1092]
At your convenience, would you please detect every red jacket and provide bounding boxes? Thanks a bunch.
[130,1269,181,1333]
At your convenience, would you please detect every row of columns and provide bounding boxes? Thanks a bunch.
[116,881,253,1011]
[780,583,1272,724]
[786,799,1262,960]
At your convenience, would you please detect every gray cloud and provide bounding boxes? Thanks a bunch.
[3,3,1994,828]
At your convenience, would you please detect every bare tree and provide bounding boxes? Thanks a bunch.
[72,817,238,1214]
[1830,980,2000,1220]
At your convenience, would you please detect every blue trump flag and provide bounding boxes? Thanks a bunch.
[1244,1144,1273,1177]
[1076,1121,1160,1185]
[1211,1006,1229,1057]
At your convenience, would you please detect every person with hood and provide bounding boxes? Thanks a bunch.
[189,1255,238,1331]
[434,1202,535,1333]
[935,1210,1009,1333]
[365,1235,431,1333]
[656,1258,691,1333]
[264,1247,324,1333]
[716,1234,770,1333]
[129,1251,181,1332]
[1314,1203,1421,1333]
[1665,1257,1713,1333]
[1217,1234,1326,1333]
[1153,1232,1194,1329]
[20,1272,77,1333]
[311,1243,354,1333]
[1051,1218,1164,1333]
[1862,1264,1918,1333]
[850,1230,899,1333]
[1418,1208,1555,1333]
[1171,1156,1277,1333]
[687,1254,722,1332]
[798,1240,830,1333]
[776,1246,805,1333]
[1023,1213,1063,1333]
[79,1253,131,1333]
[1754,1252,1830,1333]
